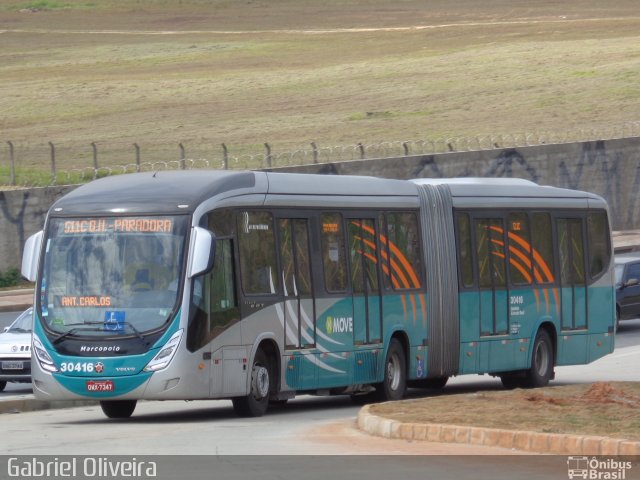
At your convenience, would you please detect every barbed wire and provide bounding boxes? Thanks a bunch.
[2,121,640,187]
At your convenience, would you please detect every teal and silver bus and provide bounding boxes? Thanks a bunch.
[21,171,615,418]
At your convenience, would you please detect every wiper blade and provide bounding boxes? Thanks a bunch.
[52,325,103,345]
[51,321,149,346]
[121,321,149,346]
[80,320,149,346]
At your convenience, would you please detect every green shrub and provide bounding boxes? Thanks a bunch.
[0,268,21,289]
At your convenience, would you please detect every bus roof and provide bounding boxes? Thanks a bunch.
[49,170,605,215]
[411,177,603,202]
[50,170,257,215]
[50,170,417,215]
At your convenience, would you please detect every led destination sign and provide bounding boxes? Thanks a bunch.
[62,218,175,235]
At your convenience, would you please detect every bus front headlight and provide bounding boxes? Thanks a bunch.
[144,329,183,372]
[33,335,59,373]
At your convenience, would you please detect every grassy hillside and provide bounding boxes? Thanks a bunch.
[1,0,640,177]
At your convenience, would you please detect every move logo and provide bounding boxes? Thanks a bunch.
[325,316,353,334]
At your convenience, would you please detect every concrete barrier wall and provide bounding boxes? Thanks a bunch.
[274,137,640,233]
[0,186,76,274]
[1,137,638,272]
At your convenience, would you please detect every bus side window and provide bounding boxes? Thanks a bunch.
[558,218,586,287]
[208,239,240,334]
[587,211,610,279]
[456,213,474,288]
[531,212,555,284]
[507,212,533,286]
[321,213,347,293]
[476,219,506,288]
[187,238,240,352]
[237,211,279,295]
[385,212,423,290]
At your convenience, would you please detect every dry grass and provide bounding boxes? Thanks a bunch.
[370,382,640,441]
[1,0,640,170]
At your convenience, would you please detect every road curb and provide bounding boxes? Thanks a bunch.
[0,396,97,415]
[0,288,33,312]
[357,404,640,455]
[0,303,32,313]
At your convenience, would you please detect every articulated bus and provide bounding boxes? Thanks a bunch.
[21,171,615,418]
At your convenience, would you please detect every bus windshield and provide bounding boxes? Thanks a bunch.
[39,215,189,337]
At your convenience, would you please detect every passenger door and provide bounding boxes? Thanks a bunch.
[557,217,588,330]
[277,218,315,349]
[475,218,509,336]
[346,217,382,345]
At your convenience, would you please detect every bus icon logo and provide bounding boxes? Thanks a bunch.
[567,457,589,479]
[567,457,633,479]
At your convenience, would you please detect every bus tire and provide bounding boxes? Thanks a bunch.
[100,400,137,419]
[232,349,270,417]
[523,329,554,388]
[376,338,407,401]
[0,381,6,392]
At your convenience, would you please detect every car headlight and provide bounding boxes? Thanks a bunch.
[144,329,183,372]
[33,335,59,373]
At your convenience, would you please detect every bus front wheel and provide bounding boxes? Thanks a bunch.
[232,349,270,417]
[376,338,407,401]
[100,400,137,419]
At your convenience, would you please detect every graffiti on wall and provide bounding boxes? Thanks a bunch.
[0,191,29,272]
[1,138,639,270]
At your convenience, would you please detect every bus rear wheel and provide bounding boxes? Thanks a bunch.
[100,400,137,419]
[232,349,271,417]
[376,338,407,401]
[523,329,554,388]
[0,381,6,392]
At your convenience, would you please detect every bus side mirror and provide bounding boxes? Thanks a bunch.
[188,227,215,278]
[21,230,44,282]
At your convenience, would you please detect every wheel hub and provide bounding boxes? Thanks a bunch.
[252,365,269,399]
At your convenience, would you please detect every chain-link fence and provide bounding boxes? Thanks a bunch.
[3,122,640,187]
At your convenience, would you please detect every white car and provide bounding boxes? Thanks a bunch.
[0,308,33,392]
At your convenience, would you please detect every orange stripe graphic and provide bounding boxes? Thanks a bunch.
[489,226,558,316]
[353,221,425,323]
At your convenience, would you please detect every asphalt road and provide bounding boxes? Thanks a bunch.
[0,310,21,330]
[1,318,639,479]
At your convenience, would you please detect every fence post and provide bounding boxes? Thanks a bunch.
[179,143,186,170]
[49,142,56,185]
[91,142,98,179]
[7,141,15,186]
[134,143,140,172]
[222,143,228,170]
[357,142,365,159]
[264,143,272,168]
[311,142,319,164]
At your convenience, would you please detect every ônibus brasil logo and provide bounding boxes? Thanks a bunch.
[567,457,632,480]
